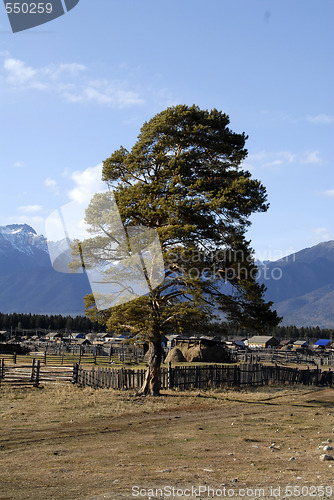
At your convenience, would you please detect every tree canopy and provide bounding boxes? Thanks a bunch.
[78,104,281,394]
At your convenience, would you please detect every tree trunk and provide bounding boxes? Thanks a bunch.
[137,336,163,396]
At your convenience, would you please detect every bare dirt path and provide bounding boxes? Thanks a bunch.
[0,385,333,499]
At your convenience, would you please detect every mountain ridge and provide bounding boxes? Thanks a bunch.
[259,240,334,327]
[0,224,333,326]
[0,224,91,315]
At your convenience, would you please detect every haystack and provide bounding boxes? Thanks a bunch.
[181,343,229,363]
[166,342,229,363]
[165,347,186,363]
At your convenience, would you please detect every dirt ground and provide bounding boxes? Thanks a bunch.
[0,383,334,499]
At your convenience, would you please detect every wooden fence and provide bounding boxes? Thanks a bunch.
[0,351,139,367]
[0,358,41,387]
[0,358,73,387]
[73,362,333,391]
[236,350,334,367]
[2,358,333,391]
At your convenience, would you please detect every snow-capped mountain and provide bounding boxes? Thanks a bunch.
[0,224,334,327]
[0,224,51,277]
[0,224,48,256]
[0,224,91,315]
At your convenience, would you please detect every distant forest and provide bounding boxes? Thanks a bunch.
[0,312,104,333]
[0,312,333,340]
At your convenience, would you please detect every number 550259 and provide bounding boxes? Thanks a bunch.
[5,3,53,14]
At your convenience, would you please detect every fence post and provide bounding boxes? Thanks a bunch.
[233,365,240,387]
[30,358,36,382]
[79,346,82,365]
[34,360,40,387]
[72,363,79,384]
[97,367,101,388]
[168,362,173,389]
[0,358,4,379]
[109,346,113,364]
[13,352,17,364]
[44,349,47,366]
[195,365,200,389]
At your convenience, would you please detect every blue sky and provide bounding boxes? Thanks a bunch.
[0,0,333,261]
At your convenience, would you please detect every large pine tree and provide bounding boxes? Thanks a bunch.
[78,105,280,395]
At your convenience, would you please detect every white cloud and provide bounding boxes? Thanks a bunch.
[6,215,44,230]
[321,189,334,198]
[264,159,284,167]
[67,164,107,204]
[247,150,295,168]
[301,151,322,164]
[44,63,87,79]
[1,56,144,108]
[3,58,86,91]
[247,151,268,162]
[13,161,24,168]
[17,205,43,214]
[64,82,144,107]
[307,114,334,125]
[44,177,59,194]
[247,149,323,168]
[311,227,332,244]
[43,164,109,242]
[4,58,37,86]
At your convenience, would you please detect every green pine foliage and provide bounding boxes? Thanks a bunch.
[81,105,281,340]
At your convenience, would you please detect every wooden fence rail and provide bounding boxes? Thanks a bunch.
[0,358,40,386]
[2,358,333,391]
[0,353,132,367]
[0,358,73,387]
[236,351,334,367]
[73,362,333,391]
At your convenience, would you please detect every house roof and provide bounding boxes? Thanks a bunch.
[234,340,245,347]
[45,332,63,338]
[247,336,277,343]
[314,339,331,346]
[293,340,308,346]
[76,338,91,345]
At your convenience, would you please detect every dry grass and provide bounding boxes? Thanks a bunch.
[1,384,334,499]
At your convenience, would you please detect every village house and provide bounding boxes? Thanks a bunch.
[280,339,293,347]
[74,338,91,346]
[44,332,64,342]
[292,340,309,350]
[245,335,279,349]
[0,331,7,342]
[313,339,332,350]
[225,336,247,349]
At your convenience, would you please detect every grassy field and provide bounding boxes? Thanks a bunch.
[1,383,334,499]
